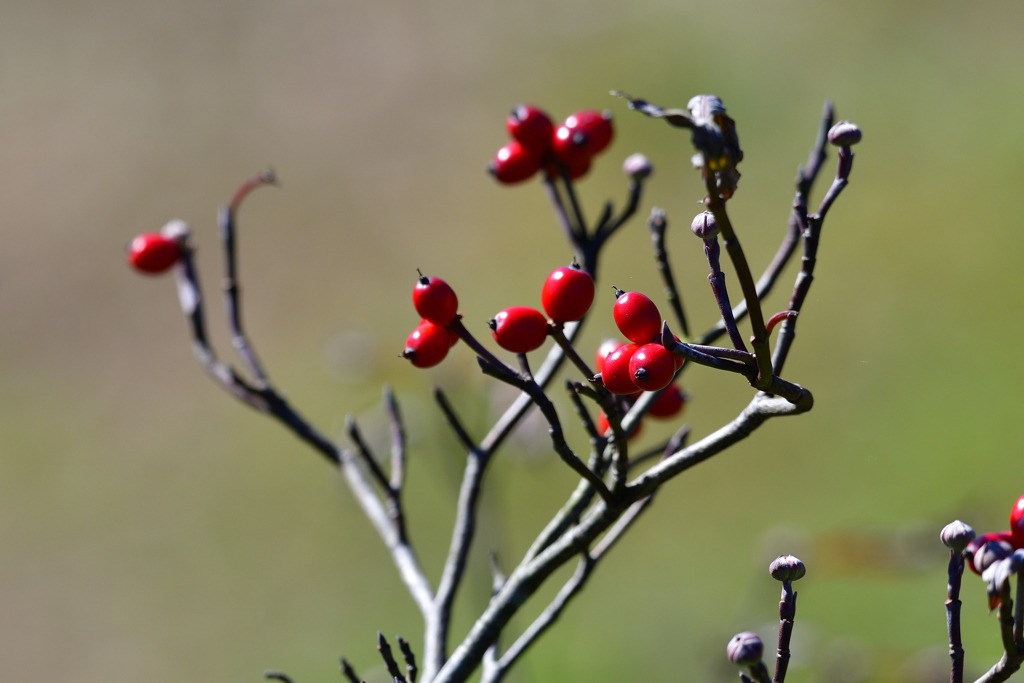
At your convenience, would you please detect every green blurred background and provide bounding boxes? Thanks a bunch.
[2,1,1023,681]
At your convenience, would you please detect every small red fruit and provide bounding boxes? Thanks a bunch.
[629,344,675,392]
[601,343,640,395]
[489,140,542,184]
[594,338,624,374]
[612,289,662,344]
[127,233,180,274]
[566,110,614,155]
[489,306,549,353]
[552,125,593,167]
[506,105,554,155]
[648,384,686,419]
[541,262,595,322]
[420,319,459,348]
[413,273,459,326]
[597,411,643,440]
[402,322,450,368]
[1011,494,1024,546]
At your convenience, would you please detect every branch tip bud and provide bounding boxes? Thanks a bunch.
[940,520,976,552]
[768,555,806,582]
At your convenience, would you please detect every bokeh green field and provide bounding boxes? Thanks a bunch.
[2,1,1024,681]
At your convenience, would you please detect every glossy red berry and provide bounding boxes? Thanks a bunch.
[1011,495,1024,546]
[127,233,180,274]
[612,289,662,344]
[402,322,450,368]
[965,531,1015,575]
[541,262,594,322]
[506,105,554,155]
[413,273,459,326]
[420,319,459,347]
[594,338,624,374]
[629,344,675,392]
[552,110,613,165]
[601,343,640,395]
[567,110,614,154]
[489,306,549,353]
[648,384,686,419]
[597,411,643,440]
[489,140,542,184]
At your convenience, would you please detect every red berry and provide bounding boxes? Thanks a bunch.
[629,344,675,392]
[127,233,180,274]
[506,105,554,155]
[668,334,684,371]
[420,319,459,347]
[566,110,614,155]
[594,338,624,374]
[489,140,542,184]
[552,110,613,166]
[552,124,594,167]
[648,384,686,419]
[541,262,594,322]
[597,411,643,440]
[545,155,592,181]
[965,531,1015,575]
[601,343,640,395]
[489,306,549,353]
[1011,495,1024,545]
[612,290,662,344]
[402,322,450,368]
[413,273,458,326]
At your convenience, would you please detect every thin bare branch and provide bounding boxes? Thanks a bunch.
[265,671,295,683]
[384,385,407,492]
[397,637,418,683]
[340,657,360,683]
[378,632,408,683]
[434,388,480,454]
[647,207,690,338]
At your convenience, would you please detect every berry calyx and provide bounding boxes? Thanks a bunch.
[413,272,459,326]
[648,383,686,419]
[629,343,676,392]
[127,233,181,274]
[489,140,542,184]
[612,289,662,344]
[600,343,640,395]
[506,105,554,155]
[1011,494,1024,546]
[489,306,549,353]
[541,261,594,322]
[402,322,450,368]
[597,411,642,440]
[594,338,624,374]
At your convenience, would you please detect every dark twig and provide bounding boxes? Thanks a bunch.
[594,176,644,247]
[702,237,748,352]
[629,424,691,472]
[434,388,480,454]
[384,385,406,492]
[947,548,967,683]
[378,632,408,683]
[540,174,583,247]
[265,671,295,683]
[345,416,392,494]
[397,637,418,683]
[773,581,798,683]
[220,169,277,387]
[565,380,603,445]
[552,164,589,240]
[340,657,360,683]
[647,208,690,338]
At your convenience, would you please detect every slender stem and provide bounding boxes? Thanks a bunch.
[594,178,643,247]
[703,237,748,352]
[384,386,407,492]
[340,657,361,683]
[647,207,690,338]
[702,175,772,385]
[773,581,798,683]
[379,632,409,683]
[540,173,583,248]
[553,164,588,239]
[948,549,966,683]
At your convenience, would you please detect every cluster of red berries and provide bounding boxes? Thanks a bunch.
[403,273,461,368]
[963,494,1024,576]
[126,231,181,274]
[598,289,682,395]
[489,105,614,184]
[403,261,596,368]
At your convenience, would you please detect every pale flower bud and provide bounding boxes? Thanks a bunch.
[726,631,763,666]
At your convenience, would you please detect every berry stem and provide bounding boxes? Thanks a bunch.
[647,207,691,339]
[773,581,798,683]
[702,237,748,352]
[946,547,966,683]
